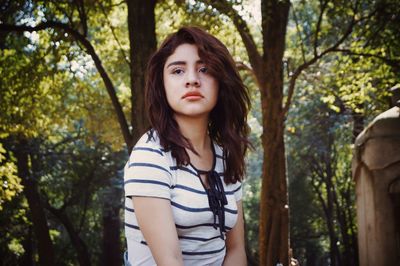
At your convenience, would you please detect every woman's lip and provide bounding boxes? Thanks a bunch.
[182,92,203,99]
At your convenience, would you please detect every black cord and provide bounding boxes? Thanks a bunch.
[202,170,228,239]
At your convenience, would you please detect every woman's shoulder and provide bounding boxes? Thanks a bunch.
[135,129,163,149]
[129,130,169,161]
[129,129,172,169]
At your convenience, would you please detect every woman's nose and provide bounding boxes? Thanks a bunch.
[185,69,200,87]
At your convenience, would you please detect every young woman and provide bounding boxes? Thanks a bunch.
[124,26,250,266]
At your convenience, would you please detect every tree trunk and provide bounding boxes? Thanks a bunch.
[127,0,157,146]
[325,142,341,266]
[47,206,91,266]
[258,1,290,265]
[259,92,289,266]
[97,1,158,264]
[100,182,123,266]
[346,189,359,266]
[19,226,34,266]
[14,139,55,266]
[333,182,354,266]
[315,177,340,266]
[325,181,340,266]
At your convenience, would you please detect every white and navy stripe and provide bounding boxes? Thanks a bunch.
[124,131,242,263]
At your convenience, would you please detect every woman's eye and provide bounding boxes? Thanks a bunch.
[199,67,208,73]
[172,68,184,74]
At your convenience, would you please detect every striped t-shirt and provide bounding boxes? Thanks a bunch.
[124,131,242,265]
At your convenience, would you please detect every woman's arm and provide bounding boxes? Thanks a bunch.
[133,196,183,266]
[223,200,247,266]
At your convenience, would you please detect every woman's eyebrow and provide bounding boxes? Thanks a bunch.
[166,61,186,68]
[166,60,204,68]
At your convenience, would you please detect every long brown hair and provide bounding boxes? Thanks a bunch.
[145,26,250,184]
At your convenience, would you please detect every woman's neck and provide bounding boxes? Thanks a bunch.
[174,114,210,152]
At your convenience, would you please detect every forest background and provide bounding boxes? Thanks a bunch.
[0,0,399,265]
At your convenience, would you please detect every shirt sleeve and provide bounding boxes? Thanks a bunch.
[124,138,172,200]
[232,181,243,202]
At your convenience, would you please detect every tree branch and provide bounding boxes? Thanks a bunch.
[0,21,133,148]
[74,0,88,36]
[283,12,358,117]
[333,48,400,69]
[43,197,91,266]
[202,0,263,74]
[281,0,383,118]
[313,0,328,57]
[99,1,130,66]
[311,174,328,218]
[290,5,306,64]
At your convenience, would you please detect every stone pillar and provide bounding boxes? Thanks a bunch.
[352,85,400,266]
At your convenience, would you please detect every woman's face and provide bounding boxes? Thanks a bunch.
[163,43,219,120]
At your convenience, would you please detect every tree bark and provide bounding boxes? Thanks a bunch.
[97,2,158,265]
[127,0,157,146]
[14,139,55,266]
[19,226,34,266]
[258,1,290,265]
[100,183,123,266]
[205,0,290,264]
[46,205,91,266]
[325,172,341,266]
[259,92,289,266]
[333,180,353,266]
